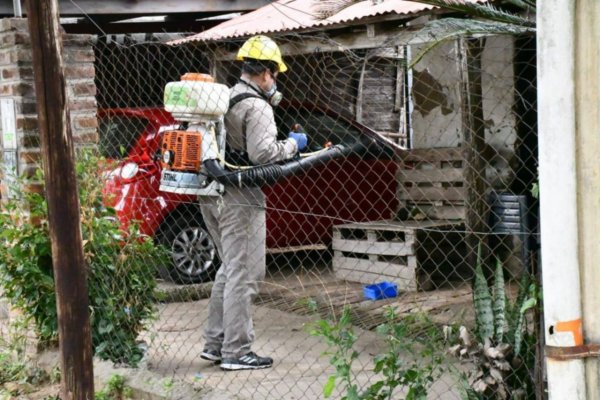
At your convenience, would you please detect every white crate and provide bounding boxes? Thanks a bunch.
[332,220,462,291]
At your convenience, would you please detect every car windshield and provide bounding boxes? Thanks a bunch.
[275,107,361,148]
[98,115,149,159]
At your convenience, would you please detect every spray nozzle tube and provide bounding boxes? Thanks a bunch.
[203,143,358,188]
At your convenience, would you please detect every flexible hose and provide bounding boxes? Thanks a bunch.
[203,143,360,187]
[211,126,332,170]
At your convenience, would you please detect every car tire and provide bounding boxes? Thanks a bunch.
[156,207,220,284]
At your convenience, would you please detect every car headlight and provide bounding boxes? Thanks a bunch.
[120,162,139,180]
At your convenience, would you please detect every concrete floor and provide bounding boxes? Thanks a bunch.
[141,299,465,400]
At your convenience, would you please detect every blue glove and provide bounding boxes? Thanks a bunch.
[288,132,308,151]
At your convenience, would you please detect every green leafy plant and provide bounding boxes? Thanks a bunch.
[49,366,61,384]
[0,352,28,385]
[366,309,445,400]
[0,323,55,397]
[309,306,359,399]
[309,306,445,400]
[0,150,167,366]
[447,248,538,399]
[95,374,133,400]
[530,182,539,199]
[162,377,175,393]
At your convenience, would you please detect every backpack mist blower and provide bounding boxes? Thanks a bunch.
[159,73,228,196]
[159,73,374,196]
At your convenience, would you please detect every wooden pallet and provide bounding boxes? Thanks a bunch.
[396,147,466,220]
[332,220,464,291]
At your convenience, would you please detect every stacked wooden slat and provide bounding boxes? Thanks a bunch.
[332,147,468,292]
[332,220,463,291]
[397,147,466,221]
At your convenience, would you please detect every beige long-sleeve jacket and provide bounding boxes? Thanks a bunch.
[224,78,297,165]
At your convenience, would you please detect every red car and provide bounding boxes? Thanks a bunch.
[100,103,399,283]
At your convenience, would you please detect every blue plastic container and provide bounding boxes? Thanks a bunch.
[363,281,398,300]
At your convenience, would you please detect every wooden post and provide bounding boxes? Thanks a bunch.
[576,1,600,398]
[356,56,368,123]
[458,37,487,274]
[25,1,94,399]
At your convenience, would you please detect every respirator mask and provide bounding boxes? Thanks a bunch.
[265,83,283,107]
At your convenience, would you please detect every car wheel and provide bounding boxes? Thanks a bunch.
[157,208,220,284]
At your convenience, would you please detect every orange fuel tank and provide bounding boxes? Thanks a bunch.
[161,130,202,172]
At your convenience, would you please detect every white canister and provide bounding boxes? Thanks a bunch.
[164,78,229,121]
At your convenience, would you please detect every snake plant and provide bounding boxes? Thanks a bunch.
[449,245,538,399]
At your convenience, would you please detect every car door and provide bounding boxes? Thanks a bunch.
[265,104,398,249]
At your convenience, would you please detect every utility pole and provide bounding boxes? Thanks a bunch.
[25,1,94,399]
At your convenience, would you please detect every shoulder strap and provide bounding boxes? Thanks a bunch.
[229,93,264,110]
[226,89,267,160]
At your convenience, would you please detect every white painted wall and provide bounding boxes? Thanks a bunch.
[409,35,516,190]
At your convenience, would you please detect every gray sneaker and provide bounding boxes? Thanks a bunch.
[200,349,222,362]
[220,352,273,370]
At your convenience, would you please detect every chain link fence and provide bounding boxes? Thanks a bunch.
[2,26,541,399]
[92,30,540,399]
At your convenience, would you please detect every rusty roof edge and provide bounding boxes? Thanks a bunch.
[168,7,440,46]
[167,0,499,46]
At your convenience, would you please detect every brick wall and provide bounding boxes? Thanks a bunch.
[0,17,98,350]
[0,17,98,198]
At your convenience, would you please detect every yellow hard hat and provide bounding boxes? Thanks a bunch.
[236,35,288,73]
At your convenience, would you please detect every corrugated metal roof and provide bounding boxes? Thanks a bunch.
[169,0,483,44]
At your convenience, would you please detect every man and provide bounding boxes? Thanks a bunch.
[199,35,307,371]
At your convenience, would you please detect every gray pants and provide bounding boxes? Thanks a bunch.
[199,186,266,359]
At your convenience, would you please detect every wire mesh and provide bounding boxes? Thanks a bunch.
[0,23,541,399]
[87,29,541,399]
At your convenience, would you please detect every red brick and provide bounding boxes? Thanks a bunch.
[17,102,37,115]
[1,67,18,79]
[0,32,30,47]
[14,82,35,97]
[17,66,33,79]
[0,19,12,33]
[16,116,38,131]
[20,151,42,165]
[72,82,96,96]
[22,134,40,149]
[10,49,32,63]
[65,49,95,63]
[63,34,93,46]
[0,18,29,34]
[0,50,10,65]
[74,131,99,144]
[65,65,95,79]
[0,83,29,96]
[8,19,29,33]
[68,98,97,111]
[0,84,11,96]
[0,82,35,96]
[73,116,98,129]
